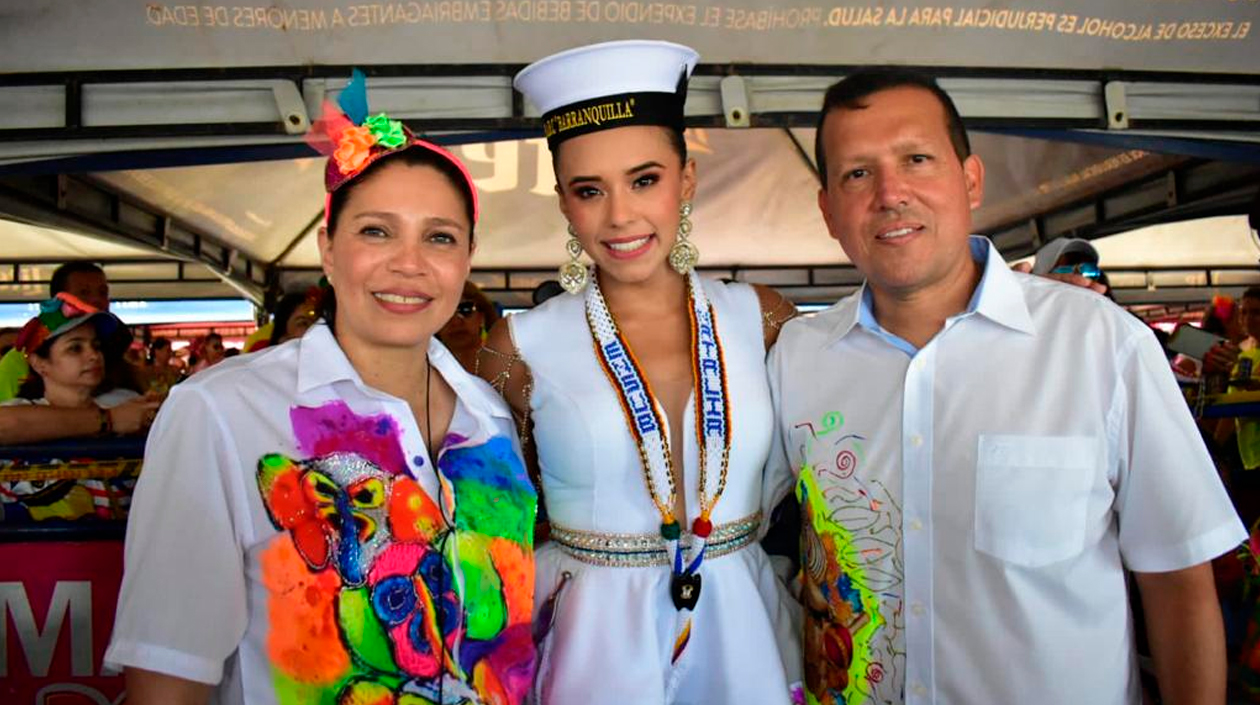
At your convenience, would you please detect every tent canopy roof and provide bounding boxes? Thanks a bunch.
[1,1,1258,306]
[2,129,1256,307]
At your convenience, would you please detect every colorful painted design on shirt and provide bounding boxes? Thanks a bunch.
[795,412,903,705]
[256,400,536,705]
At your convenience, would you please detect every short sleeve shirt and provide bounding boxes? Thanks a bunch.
[767,236,1244,705]
[104,324,537,705]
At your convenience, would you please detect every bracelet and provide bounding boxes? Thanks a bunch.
[96,405,114,437]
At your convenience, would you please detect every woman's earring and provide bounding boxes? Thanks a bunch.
[669,202,699,275]
[559,224,589,294]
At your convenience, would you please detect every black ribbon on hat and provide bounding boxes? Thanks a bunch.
[540,65,690,150]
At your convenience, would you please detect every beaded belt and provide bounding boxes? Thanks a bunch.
[550,511,762,568]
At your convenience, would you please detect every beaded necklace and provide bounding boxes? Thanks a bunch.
[584,269,732,658]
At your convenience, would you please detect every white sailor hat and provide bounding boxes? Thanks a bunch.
[514,40,699,150]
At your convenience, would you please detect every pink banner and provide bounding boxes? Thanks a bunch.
[0,541,126,705]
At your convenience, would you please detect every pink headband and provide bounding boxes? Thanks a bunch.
[308,71,480,227]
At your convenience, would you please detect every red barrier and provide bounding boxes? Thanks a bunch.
[1,541,126,705]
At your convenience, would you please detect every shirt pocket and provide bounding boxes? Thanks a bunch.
[974,434,1099,568]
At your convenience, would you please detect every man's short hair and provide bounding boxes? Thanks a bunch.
[49,262,106,297]
[1242,286,1260,304]
[814,68,971,190]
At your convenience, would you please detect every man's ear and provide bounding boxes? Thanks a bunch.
[818,188,840,243]
[963,153,985,211]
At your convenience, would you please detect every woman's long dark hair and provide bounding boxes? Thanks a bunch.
[268,293,310,346]
[320,145,478,333]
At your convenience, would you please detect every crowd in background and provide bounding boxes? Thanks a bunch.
[0,262,519,447]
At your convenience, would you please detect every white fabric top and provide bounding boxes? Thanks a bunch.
[512,278,801,705]
[0,388,139,408]
[105,324,537,705]
[767,236,1245,705]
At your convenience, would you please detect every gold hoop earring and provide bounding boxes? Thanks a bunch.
[669,202,699,275]
[559,224,589,294]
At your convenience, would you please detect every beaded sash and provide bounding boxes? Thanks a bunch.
[550,512,762,568]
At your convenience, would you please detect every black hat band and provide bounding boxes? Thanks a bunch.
[542,91,685,150]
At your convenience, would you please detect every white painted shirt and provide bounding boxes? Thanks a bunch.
[104,324,537,705]
[767,236,1245,705]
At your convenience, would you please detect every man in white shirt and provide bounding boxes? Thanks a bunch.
[768,68,1244,705]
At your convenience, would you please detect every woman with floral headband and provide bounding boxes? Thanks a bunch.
[107,72,537,705]
[479,41,802,704]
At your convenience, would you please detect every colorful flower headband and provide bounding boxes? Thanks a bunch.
[15,293,127,357]
[306,70,480,223]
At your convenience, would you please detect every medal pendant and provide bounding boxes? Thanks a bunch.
[670,573,702,611]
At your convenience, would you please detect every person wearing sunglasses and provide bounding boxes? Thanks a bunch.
[1031,236,1105,280]
[437,281,499,373]
[1053,259,1102,279]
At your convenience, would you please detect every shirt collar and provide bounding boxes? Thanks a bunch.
[296,322,511,421]
[968,236,1036,336]
[827,235,1035,348]
[296,322,359,393]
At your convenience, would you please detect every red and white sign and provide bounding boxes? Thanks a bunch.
[1,541,125,705]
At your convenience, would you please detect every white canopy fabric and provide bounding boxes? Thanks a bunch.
[1093,216,1258,269]
[49,127,1182,272]
[2,128,1254,306]
[1,1,1257,305]
[0,220,159,261]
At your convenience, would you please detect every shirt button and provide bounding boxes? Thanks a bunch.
[909,518,923,532]
[910,434,923,448]
[912,683,928,697]
[911,602,926,616]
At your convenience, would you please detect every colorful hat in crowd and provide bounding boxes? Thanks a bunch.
[14,293,130,357]
[306,69,479,222]
[513,40,699,151]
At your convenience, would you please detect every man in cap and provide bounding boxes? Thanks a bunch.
[1032,235,1100,275]
[768,68,1242,704]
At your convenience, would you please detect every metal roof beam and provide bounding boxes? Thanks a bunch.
[983,159,1260,256]
[0,173,266,302]
[1,67,1258,165]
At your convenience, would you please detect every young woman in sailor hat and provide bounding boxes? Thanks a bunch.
[479,40,802,705]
